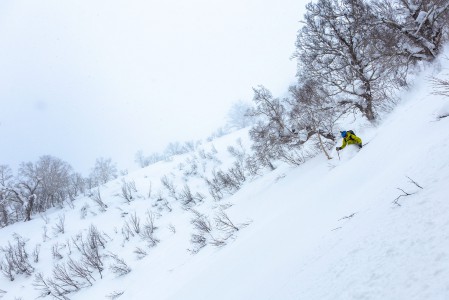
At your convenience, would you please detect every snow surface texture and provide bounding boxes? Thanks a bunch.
[1,53,449,300]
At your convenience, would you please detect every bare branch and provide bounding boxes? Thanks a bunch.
[52,214,66,236]
[118,179,137,203]
[128,212,141,234]
[66,257,95,286]
[338,212,357,221]
[90,188,107,212]
[134,247,147,260]
[393,188,416,206]
[107,290,125,300]
[107,252,131,277]
[51,243,63,260]
[407,176,423,189]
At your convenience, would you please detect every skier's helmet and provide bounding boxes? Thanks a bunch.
[340,131,347,137]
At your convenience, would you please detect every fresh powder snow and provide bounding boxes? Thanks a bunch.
[1,50,449,300]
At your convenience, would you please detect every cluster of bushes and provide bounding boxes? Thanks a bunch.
[0,225,131,300]
[189,208,250,254]
[33,225,131,299]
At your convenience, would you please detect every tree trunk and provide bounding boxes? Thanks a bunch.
[364,99,375,121]
[24,194,36,222]
[362,77,375,121]
[317,132,332,160]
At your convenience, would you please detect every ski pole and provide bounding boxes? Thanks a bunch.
[337,149,340,160]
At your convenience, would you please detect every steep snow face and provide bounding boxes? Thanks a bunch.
[1,56,449,300]
[159,79,449,300]
[163,58,449,300]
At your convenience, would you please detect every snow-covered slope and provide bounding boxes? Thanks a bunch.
[1,55,449,300]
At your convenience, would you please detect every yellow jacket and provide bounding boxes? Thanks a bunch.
[340,132,362,149]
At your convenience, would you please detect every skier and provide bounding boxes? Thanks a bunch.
[336,130,362,151]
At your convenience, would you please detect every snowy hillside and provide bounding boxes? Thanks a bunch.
[1,55,449,300]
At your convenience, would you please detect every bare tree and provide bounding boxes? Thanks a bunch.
[68,172,85,199]
[1,156,80,226]
[89,157,118,186]
[288,79,338,159]
[248,86,305,166]
[135,150,150,168]
[226,100,255,130]
[21,155,73,212]
[164,142,187,157]
[135,151,166,168]
[23,194,36,222]
[1,163,41,222]
[0,187,17,225]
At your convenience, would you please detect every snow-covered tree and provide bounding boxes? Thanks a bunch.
[0,157,81,224]
[26,155,73,211]
[90,157,118,186]
[248,86,305,166]
[0,165,17,226]
[374,0,449,62]
[288,79,337,159]
[164,142,187,157]
[295,0,403,121]
[226,100,255,130]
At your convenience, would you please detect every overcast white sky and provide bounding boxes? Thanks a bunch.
[0,0,306,175]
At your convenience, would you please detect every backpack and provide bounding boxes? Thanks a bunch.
[346,130,357,141]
